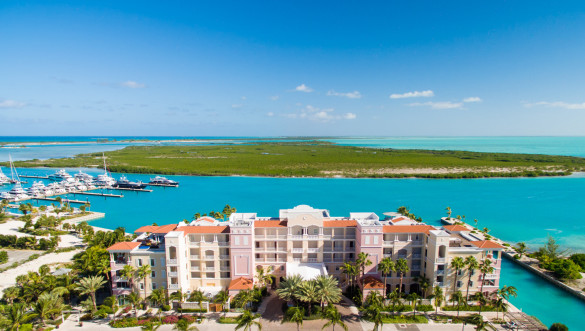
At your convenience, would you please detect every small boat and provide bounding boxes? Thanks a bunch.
[148,176,179,187]
[113,176,148,189]
[48,169,73,181]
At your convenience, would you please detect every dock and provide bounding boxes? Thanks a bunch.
[20,175,50,179]
[35,197,90,205]
[148,183,179,187]
[109,187,153,192]
[74,191,124,198]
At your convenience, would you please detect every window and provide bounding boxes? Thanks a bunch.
[458,270,463,276]
[365,236,370,245]
[151,271,156,278]
[373,236,379,244]
[457,281,462,288]
[139,283,144,290]
[152,283,157,290]
[161,258,165,266]
[243,237,249,245]
[493,251,499,259]
[136,259,143,267]
[162,270,166,277]
[235,237,240,245]
[150,258,155,267]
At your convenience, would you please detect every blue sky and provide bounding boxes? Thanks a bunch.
[1,1,585,136]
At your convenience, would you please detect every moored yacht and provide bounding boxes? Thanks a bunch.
[48,169,73,181]
[47,182,66,194]
[0,167,9,185]
[74,170,94,182]
[113,176,148,189]
[148,175,179,187]
[95,153,116,187]
[7,183,30,201]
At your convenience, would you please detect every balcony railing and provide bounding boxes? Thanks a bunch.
[266,258,276,262]
[307,235,319,240]
[189,242,200,247]
[383,241,393,245]
[383,254,393,258]
[220,266,230,271]
[436,258,446,264]
[166,259,178,265]
[168,284,180,290]
[307,248,319,253]
[308,258,318,262]
[190,256,200,260]
[293,258,301,262]
[292,248,303,253]
[289,235,303,240]
[205,256,215,260]
[397,254,407,259]
[333,247,344,251]
[206,267,216,272]
[436,270,445,275]
[168,271,178,277]
[412,254,422,259]
[433,282,444,287]
[220,255,230,260]
[191,266,200,271]
[218,242,229,246]
[411,265,421,271]
[484,273,498,280]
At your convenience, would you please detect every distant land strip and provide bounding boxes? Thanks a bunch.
[6,142,585,179]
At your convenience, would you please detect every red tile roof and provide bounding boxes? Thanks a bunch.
[228,277,254,290]
[470,240,505,249]
[107,242,141,251]
[179,226,230,234]
[196,217,217,223]
[323,220,357,227]
[383,225,434,234]
[390,216,408,223]
[362,276,384,289]
[254,220,287,228]
[443,225,470,232]
[134,224,177,234]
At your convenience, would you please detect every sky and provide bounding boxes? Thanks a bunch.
[1,1,585,136]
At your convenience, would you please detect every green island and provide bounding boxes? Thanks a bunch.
[8,142,585,178]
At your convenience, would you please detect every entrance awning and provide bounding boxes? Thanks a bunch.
[285,262,328,281]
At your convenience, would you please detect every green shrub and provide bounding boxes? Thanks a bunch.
[98,305,114,314]
[80,313,94,321]
[218,316,239,324]
[161,304,171,311]
[178,308,207,313]
[19,324,33,331]
[0,251,8,264]
[549,322,569,331]
[416,304,433,312]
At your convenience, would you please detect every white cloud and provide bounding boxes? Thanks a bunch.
[295,84,314,93]
[241,96,247,100]
[524,101,585,110]
[231,104,243,109]
[270,96,279,101]
[408,101,463,109]
[266,112,274,117]
[463,97,482,103]
[327,90,362,99]
[121,81,146,88]
[283,105,356,122]
[0,99,26,109]
[390,90,434,99]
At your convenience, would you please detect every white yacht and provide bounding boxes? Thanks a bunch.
[7,183,30,201]
[47,182,66,194]
[95,153,116,186]
[26,181,46,197]
[0,167,9,185]
[149,175,179,187]
[74,170,94,182]
[48,169,73,181]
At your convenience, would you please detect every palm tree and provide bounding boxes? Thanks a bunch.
[388,289,401,315]
[493,297,508,320]
[322,305,348,331]
[449,291,464,317]
[148,288,166,322]
[7,303,35,331]
[298,280,318,316]
[315,275,342,312]
[472,292,488,316]
[137,264,152,302]
[222,204,237,220]
[276,275,303,305]
[450,256,465,294]
[478,259,494,294]
[75,275,106,311]
[340,262,356,287]
[498,285,518,302]
[214,290,230,315]
[445,206,452,218]
[378,257,395,298]
[515,242,528,258]
[256,266,274,288]
[189,289,206,314]
[120,265,137,289]
[356,252,372,288]
[3,287,20,304]
[173,319,200,331]
[128,291,141,317]
[468,314,495,330]
[433,285,444,315]
[406,292,420,318]
[362,303,384,331]
[464,256,479,301]
[32,292,61,326]
[416,276,430,299]
[283,306,304,331]
[396,258,409,296]
[235,309,262,331]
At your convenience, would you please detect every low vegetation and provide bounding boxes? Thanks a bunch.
[530,236,583,280]
[8,142,585,178]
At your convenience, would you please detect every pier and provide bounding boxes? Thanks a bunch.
[148,183,179,187]
[74,191,124,198]
[20,175,50,179]
[35,197,90,205]
[109,187,153,192]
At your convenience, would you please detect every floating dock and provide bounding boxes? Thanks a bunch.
[109,187,153,192]
[148,183,179,187]
[74,191,124,198]
[20,175,50,179]
[35,197,89,205]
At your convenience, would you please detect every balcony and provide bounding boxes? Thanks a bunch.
[333,247,344,251]
[411,266,421,271]
[307,235,319,240]
[166,259,178,265]
[436,270,445,275]
[190,255,200,260]
[292,248,303,253]
[383,254,393,258]
[433,282,444,287]
[412,254,422,259]
[484,273,498,280]
[218,242,229,247]
[112,276,127,282]
[333,258,344,262]
[308,258,318,262]
[168,284,180,290]
[189,242,200,247]
[322,235,331,240]
[383,241,393,246]
[397,254,407,259]
[436,258,446,264]
[289,235,303,240]
[266,258,276,262]
[220,255,230,260]
[293,258,301,262]
[168,271,178,277]
[205,256,215,260]
[191,266,200,271]
[206,267,216,272]
[307,248,319,253]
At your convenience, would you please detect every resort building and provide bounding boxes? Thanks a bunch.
[107,205,504,301]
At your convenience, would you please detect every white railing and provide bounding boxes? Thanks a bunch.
[255,235,265,239]
[293,258,302,262]
[191,266,200,271]
[191,256,200,260]
[220,266,230,271]
[168,271,178,277]
[220,255,230,260]
[206,267,216,272]
[166,259,178,265]
[277,235,288,239]
[322,235,332,240]
[289,235,303,240]
[436,270,445,275]
[266,235,277,239]
[307,248,319,253]
[383,254,393,258]
[383,241,393,246]
[292,248,303,253]
[168,284,180,290]
[190,242,200,247]
[484,273,498,280]
[307,258,318,262]
[205,256,215,260]
[436,258,446,263]
[112,276,127,282]
[307,235,319,240]
[266,258,276,262]
[433,282,444,287]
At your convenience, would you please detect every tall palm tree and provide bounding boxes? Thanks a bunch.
[340,262,356,287]
[445,206,452,219]
[235,309,262,331]
[464,256,479,301]
[189,290,206,314]
[497,285,518,302]
[493,297,508,320]
[173,319,200,331]
[170,289,186,311]
[314,275,342,312]
[449,291,464,317]
[356,252,372,289]
[32,292,63,326]
[256,266,274,288]
[472,292,488,316]
[283,306,304,331]
[362,303,384,331]
[7,303,35,331]
[378,257,395,298]
[515,242,528,258]
[128,291,141,317]
[396,258,409,296]
[298,280,318,316]
[137,264,152,302]
[214,290,230,315]
[450,256,465,294]
[478,259,494,294]
[388,289,401,315]
[433,285,444,315]
[75,275,106,311]
[406,292,420,318]
[276,275,303,305]
[416,276,430,299]
[148,288,166,323]
[468,314,495,331]
[322,305,348,331]
[120,265,137,290]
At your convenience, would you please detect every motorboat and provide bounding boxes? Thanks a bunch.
[113,176,148,189]
[47,182,66,194]
[95,153,116,186]
[7,183,30,201]
[48,169,73,181]
[74,170,94,182]
[0,167,9,185]
[148,176,179,187]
